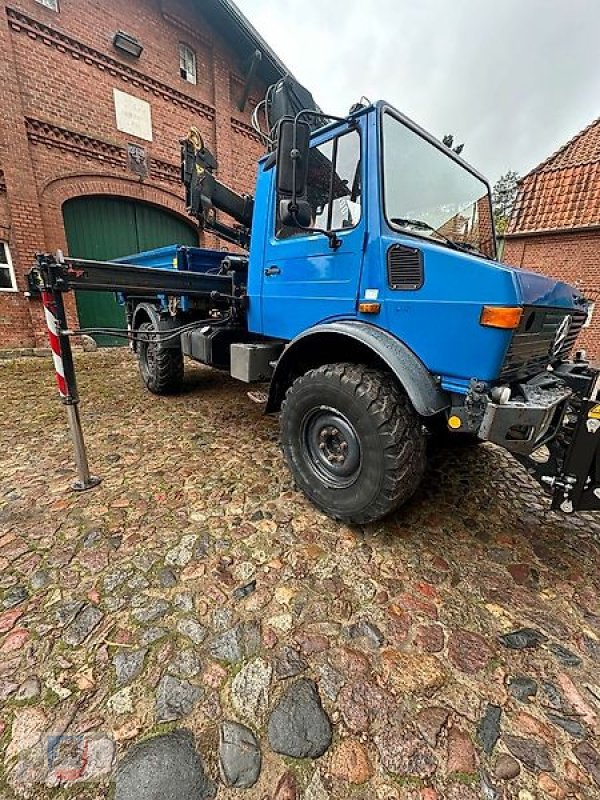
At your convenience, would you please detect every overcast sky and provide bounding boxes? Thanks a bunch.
[235,0,600,184]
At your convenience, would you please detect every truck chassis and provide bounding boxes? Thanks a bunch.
[28,251,600,519]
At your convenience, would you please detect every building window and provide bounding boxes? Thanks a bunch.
[35,0,59,10]
[179,44,197,85]
[0,243,17,292]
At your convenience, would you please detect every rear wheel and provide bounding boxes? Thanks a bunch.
[137,321,184,395]
[280,363,426,524]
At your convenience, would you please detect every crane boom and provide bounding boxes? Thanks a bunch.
[180,76,324,249]
[181,128,254,249]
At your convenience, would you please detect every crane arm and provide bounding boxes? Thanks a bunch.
[181,128,254,249]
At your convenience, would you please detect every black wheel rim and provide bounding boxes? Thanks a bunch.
[301,406,362,489]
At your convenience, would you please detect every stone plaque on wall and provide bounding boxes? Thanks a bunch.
[113,88,152,142]
[127,143,149,178]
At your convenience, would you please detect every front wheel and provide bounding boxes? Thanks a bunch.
[280,363,426,524]
[137,321,184,395]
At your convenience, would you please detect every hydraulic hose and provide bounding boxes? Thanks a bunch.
[64,313,233,344]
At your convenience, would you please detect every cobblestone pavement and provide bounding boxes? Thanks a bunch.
[1,350,600,800]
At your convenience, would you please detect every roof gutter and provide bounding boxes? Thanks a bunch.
[504,223,600,239]
[212,0,291,80]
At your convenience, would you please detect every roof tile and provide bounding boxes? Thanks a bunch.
[509,116,600,233]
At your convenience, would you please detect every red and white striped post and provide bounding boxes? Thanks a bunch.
[40,284,101,492]
[41,290,68,399]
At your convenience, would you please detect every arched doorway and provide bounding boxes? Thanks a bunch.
[63,196,198,345]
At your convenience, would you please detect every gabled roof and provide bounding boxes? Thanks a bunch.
[525,115,600,176]
[508,115,600,234]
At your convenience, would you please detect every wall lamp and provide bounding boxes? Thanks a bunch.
[112,31,143,58]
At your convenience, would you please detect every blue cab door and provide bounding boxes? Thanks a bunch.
[260,125,365,340]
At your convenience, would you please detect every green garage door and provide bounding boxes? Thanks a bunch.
[63,196,198,346]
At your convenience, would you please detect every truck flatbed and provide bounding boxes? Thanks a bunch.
[44,245,243,299]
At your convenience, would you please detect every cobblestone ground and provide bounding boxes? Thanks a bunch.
[1,350,600,800]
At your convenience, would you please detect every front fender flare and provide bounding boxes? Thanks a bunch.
[266,321,449,417]
[131,302,181,351]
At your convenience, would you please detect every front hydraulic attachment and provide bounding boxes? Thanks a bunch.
[517,366,600,513]
[551,392,600,513]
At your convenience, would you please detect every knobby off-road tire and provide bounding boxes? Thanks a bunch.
[280,363,427,524]
[137,321,184,395]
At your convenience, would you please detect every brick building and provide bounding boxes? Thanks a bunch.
[0,0,287,350]
[503,117,600,358]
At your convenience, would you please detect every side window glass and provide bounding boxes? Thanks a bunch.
[309,139,333,230]
[276,129,361,239]
[329,130,361,230]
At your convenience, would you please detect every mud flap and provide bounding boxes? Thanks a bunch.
[552,399,600,512]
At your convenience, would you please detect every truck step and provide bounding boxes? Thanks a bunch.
[247,390,269,405]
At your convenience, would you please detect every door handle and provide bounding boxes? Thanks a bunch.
[264,265,281,277]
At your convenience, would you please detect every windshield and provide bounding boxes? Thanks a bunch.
[382,111,496,258]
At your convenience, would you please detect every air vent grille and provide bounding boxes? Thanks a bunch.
[387,245,423,290]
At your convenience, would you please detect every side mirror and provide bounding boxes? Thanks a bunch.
[279,198,312,228]
[276,118,310,199]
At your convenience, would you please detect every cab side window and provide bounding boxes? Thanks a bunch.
[276,128,361,239]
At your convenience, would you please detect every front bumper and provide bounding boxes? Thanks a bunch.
[479,364,600,513]
[479,382,572,456]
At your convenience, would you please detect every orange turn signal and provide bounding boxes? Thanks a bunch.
[480,306,522,330]
[358,302,381,314]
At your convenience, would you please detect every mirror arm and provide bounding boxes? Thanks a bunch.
[293,109,352,127]
[279,109,353,251]
[289,205,341,250]
[288,108,354,208]
[322,229,342,250]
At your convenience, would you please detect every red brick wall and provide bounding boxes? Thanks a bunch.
[0,0,268,349]
[504,230,600,359]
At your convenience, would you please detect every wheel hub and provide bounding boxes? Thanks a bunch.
[302,407,362,488]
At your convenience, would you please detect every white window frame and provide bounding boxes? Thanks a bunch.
[179,43,197,85]
[584,302,595,328]
[0,242,18,292]
[35,0,59,10]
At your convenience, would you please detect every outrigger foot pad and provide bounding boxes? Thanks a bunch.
[72,476,102,493]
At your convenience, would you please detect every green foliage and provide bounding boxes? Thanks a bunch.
[42,687,63,708]
[137,721,178,743]
[493,170,520,233]
[451,771,478,785]
[443,133,464,155]
[390,774,425,788]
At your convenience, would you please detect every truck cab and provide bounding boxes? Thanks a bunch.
[250,102,592,469]
[250,101,587,388]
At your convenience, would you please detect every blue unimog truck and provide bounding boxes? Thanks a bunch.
[30,80,600,523]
